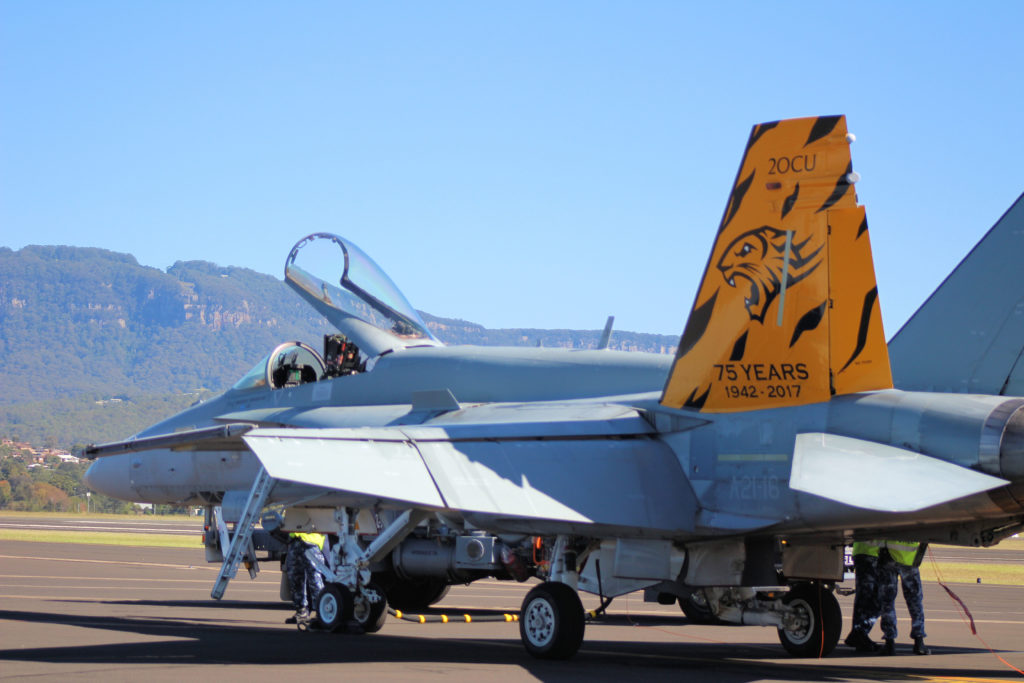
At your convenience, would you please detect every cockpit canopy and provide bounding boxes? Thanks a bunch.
[284,233,441,356]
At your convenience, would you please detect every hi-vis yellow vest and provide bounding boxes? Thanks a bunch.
[289,532,326,550]
[852,540,882,557]
[882,540,921,566]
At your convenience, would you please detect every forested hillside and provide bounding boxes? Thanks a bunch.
[0,245,677,447]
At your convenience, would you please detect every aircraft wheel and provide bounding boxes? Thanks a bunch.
[777,583,842,657]
[378,574,450,612]
[316,583,353,633]
[679,589,718,624]
[519,582,585,660]
[353,582,387,633]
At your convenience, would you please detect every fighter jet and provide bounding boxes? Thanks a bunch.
[84,115,1024,660]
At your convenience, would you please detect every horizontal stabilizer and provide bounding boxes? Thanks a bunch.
[791,433,1008,512]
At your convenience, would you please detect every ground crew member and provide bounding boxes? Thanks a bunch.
[878,540,930,655]
[844,539,883,652]
[284,531,326,626]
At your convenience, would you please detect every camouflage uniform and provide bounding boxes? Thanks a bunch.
[849,552,882,636]
[879,549,927,639]
[285,534,326,615]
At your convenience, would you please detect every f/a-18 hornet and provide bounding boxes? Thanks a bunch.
[85,115,1024,660]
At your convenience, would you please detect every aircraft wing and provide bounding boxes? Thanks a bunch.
[242,415,702,534]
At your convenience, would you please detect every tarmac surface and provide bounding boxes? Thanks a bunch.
[1,524,1023,681]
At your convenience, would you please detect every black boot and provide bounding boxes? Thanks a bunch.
[881,638,895,656]
[845,630,881,653]
[913,637,930,655]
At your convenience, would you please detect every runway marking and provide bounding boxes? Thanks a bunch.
[0,554,219,571]
[0,590,278,601]
[0,584,279,593]
[927,618,1024,625]
[0,575,222,584]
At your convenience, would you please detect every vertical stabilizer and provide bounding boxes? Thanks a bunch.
[661,116,892,412]
[889,193,1024,395]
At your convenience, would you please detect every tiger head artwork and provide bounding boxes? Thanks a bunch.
[716,226,823,323]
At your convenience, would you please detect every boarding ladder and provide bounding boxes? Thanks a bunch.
[211,466,275,600]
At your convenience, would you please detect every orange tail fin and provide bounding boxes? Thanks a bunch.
[661,115,892,412]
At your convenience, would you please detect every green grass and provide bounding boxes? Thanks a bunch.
[0,509,197,520]
[2,511,1021,580]
[0,528,200,548]
[935,538,1024,552]
[920,562,1024,586]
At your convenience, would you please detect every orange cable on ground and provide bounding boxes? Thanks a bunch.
[927,547,1023,676]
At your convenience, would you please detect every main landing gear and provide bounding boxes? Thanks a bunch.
[776,583,842,657]
[519,582,586,659]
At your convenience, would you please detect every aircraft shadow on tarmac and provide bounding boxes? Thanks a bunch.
[0,606,1015,682]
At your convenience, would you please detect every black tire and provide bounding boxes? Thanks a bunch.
[519,582,585,660]
[777,583,842,657]
[378,574,451,612]
[353,582,388,633]
[679,589,718,624]
[316,583,353,633]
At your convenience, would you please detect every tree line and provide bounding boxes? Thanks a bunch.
[0,443,189,514]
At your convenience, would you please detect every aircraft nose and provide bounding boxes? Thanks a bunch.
[84,455,136,501]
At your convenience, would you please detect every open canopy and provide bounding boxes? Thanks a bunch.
[284,233,441,355]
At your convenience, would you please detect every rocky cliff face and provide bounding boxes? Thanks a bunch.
[0,244,678,446]
[0,246,333,404]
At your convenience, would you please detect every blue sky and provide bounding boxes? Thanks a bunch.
[2,2,1022,336]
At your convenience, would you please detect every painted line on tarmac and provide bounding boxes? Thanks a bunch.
[928,618,1024,625]
[0,554,219,571]
[0,583,279,593]
[0,589,279,600]
[0,574,217,583]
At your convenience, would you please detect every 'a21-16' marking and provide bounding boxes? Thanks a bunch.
[729,475,781,500]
